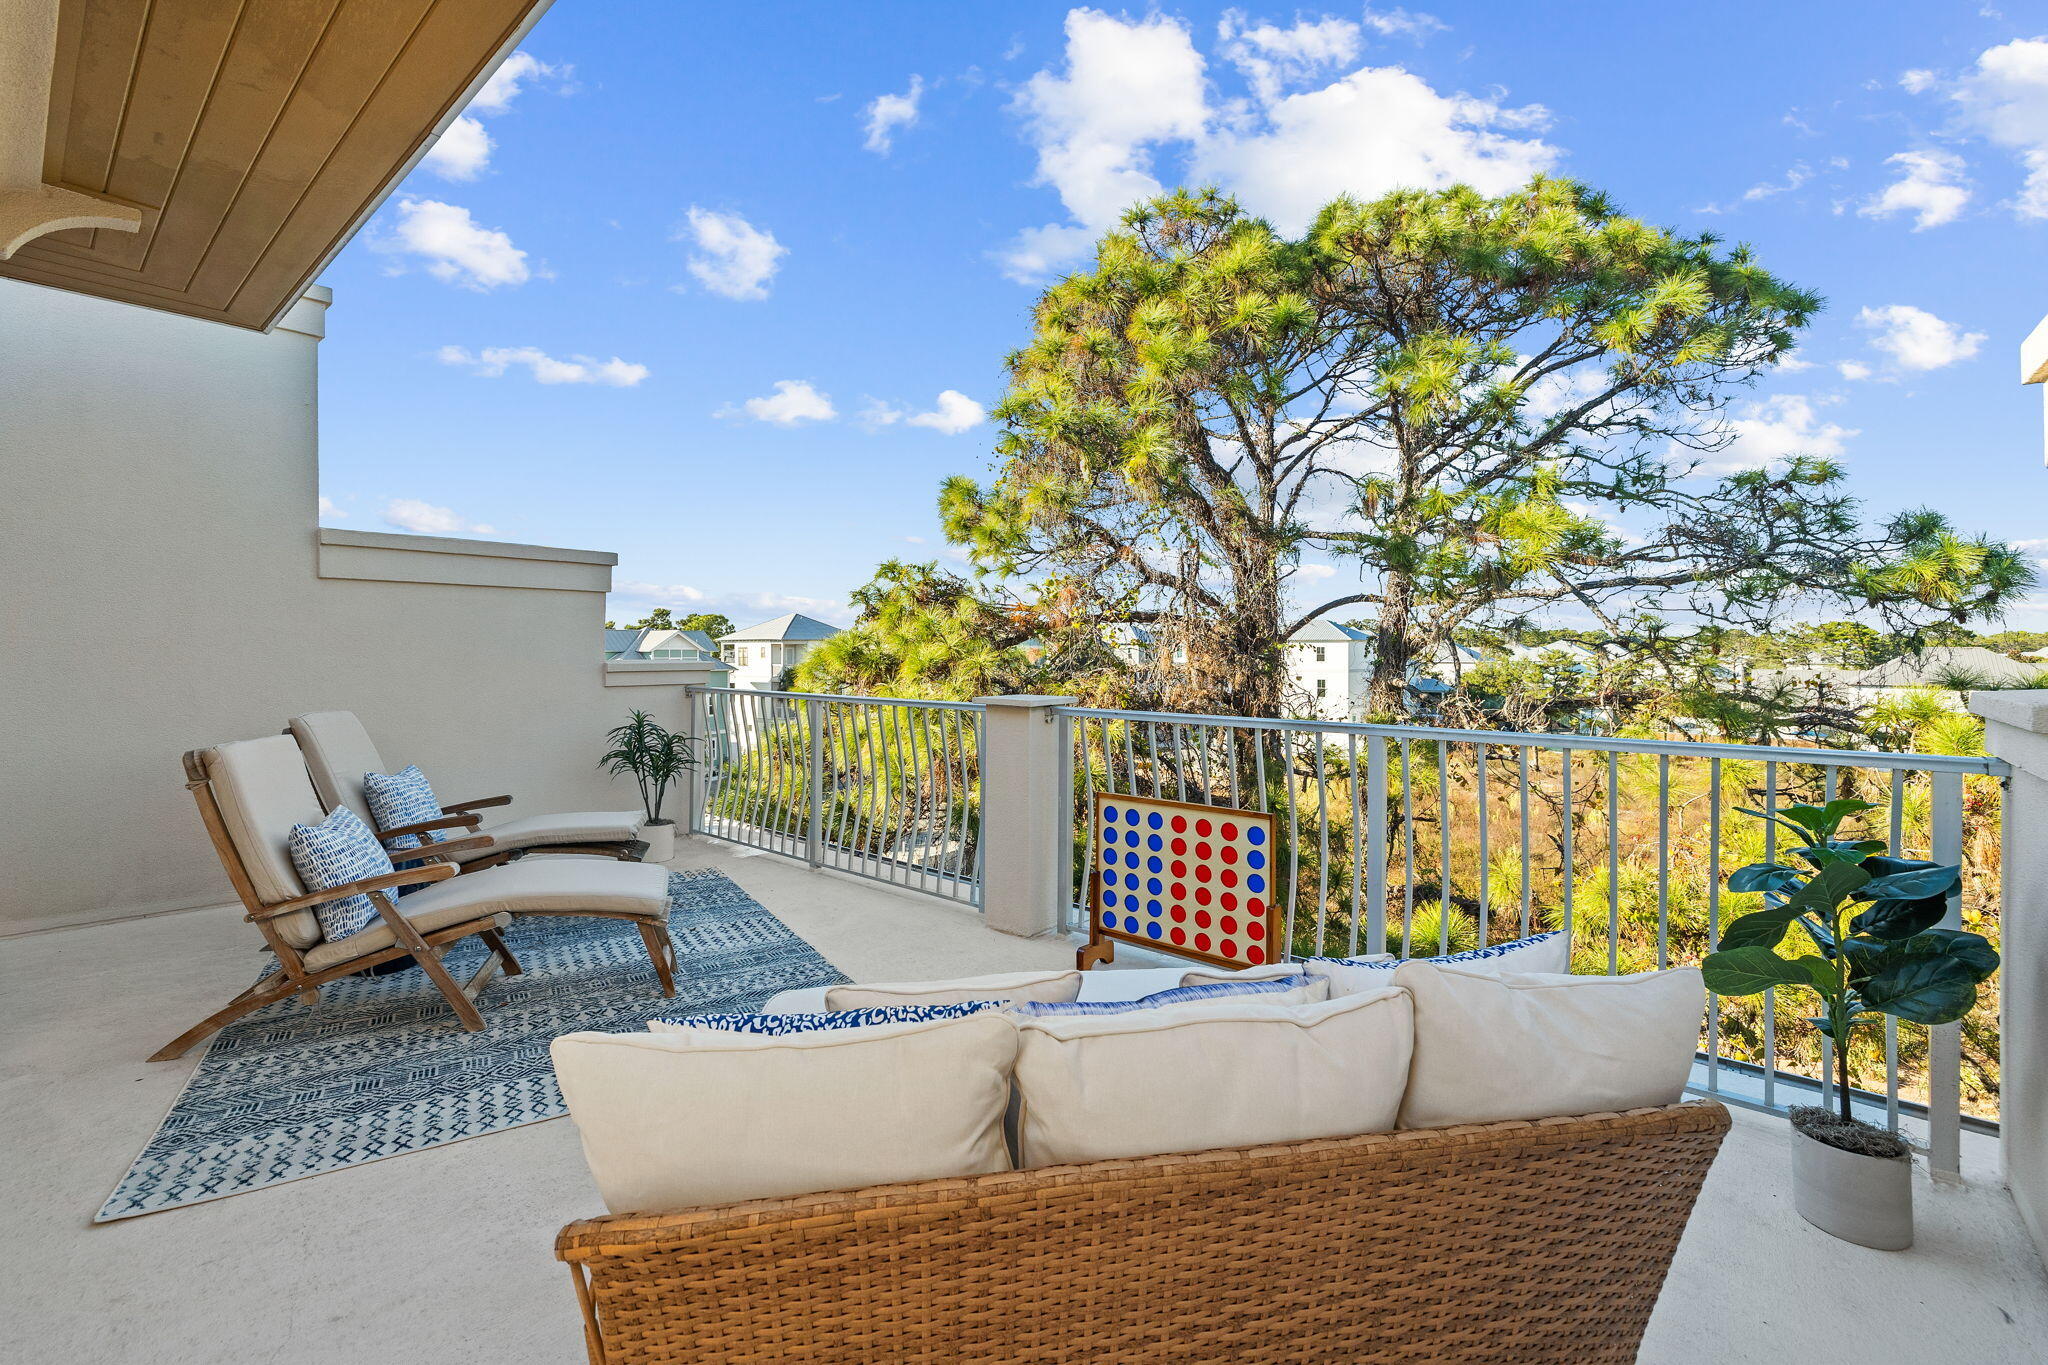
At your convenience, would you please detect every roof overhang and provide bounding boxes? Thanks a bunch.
[0,0,553,331]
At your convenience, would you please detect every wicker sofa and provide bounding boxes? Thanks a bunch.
[557,1099,1729,1365]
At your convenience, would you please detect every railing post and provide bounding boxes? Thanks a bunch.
[975,694,1078,938]
[804,698,825,867]
[1927,768,1964,1183]
[1366,736,1388,956]
[1970,690,2048,1255]
[682,686,705,836]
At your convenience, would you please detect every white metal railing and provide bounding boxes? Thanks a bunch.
[1056,705,2009,1178]
[690,687,983,906]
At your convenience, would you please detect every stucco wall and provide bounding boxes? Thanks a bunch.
[0,278,704,935]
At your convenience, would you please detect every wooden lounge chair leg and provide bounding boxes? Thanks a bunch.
[413,945,489,1031]
[637,921,677,997]
[149,970,298,1062]
[481,928,523,976]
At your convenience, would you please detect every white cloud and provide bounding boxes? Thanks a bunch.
[1953,37,2048,219]
[1292,562,1338,580]
[906,390,986,434]
[1218,13,1361,105]
[383,498,497,537]
[471,52,565,115]
[1856,304,1985,371]
[1858,149,1971,229]
[1775,353,1815,372]
[422,115,493,180]
[609,581,853,627]
[998,10,1555,281]
[2012,537,2048,570]
[719,379,837,426]
[1693,395,1857,476]
[437,345,648,387]
[856,398,904,431]
[677,207,787,300]
[317,496,344,520]
[380,198,530,288]
[1360,7,1447,41]
[1837,360,1873,381]
[1899,68,1938,94]
[863,75,924,153]
[1742,162,1812,202]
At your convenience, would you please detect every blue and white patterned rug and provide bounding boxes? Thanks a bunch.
[97,869,845,1222]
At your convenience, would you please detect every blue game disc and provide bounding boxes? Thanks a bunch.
[1101,912,1115,929]
[1103,804,1119,823]
[1146,855,1163,873]
[1247,874,1266,894]
[1124,809,1140,825]
[1247,826,1266,846]
[1146,899,1161,915]
[1147,833,1163,851]
[1104,890,1118,906]
[1147,877,1163,895]
[1104,848,1118,866]
[1146,922,1162,940]
[1247,850,1266,869]
[1147,812,1163,830]
[1124,916,1139,933]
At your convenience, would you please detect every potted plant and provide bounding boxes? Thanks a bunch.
[599,710,698,863]
[1701,797,1997,1250]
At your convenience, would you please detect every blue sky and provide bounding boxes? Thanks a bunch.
[313,2,2048,634]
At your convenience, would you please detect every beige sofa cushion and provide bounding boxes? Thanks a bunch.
[1013,988,1413,1167]
[825,969,1082,1011]
[553,1014,1019,1214]
[1395,961,1705,1130]
[1178,961,1311,989]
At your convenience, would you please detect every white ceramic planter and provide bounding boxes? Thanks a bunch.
[1790,1123,1913,1250]
[639,819,675,863]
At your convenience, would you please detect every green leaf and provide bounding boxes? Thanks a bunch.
[1858,864,1962,902]
[1728,861,1801,894]
[1717,908,1800,950]
[1850,929,2000,985]
[1702,945,1817,998]
[1780,859,1872,915]
[1777,801,1873,837]
[1859,956,1980,1025]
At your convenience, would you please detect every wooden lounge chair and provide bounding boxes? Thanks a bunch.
[156,736,525,1062]
[159,736,682,1063]
[287,710,646,870]
[557,1102,1731,1365]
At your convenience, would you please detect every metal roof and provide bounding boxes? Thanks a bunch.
[718,612,842,643]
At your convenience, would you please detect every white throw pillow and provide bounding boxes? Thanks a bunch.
[1394,961,1705,1130]
[1304,932,1566,996]
[552,1013,1018,1214]
[825,968,1081,1011]
[1013,988,1413,1167]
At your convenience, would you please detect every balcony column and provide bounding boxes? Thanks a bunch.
[976,694,1078,938]
[1969,689,2048,1259]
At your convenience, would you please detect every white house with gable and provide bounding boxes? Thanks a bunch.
[719,613,842,689]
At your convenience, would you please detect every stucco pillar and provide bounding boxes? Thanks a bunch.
[1970,689,2048,1259]
[976,694,1078,938]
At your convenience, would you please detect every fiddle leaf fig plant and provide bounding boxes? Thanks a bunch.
[1700,797,1997,1127]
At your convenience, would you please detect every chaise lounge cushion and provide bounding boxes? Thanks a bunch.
[1395,961,1706,1130]
[449,810,644,860]
[825,968,1082,1011]
[553,1013,1019,1214]
[1012,988,1413,1167]
[298,860,669,971]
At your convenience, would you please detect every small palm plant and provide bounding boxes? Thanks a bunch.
[1700,798,1997,1128]
[599,710,698,824]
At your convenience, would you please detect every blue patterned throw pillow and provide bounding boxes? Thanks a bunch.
[1303,930,1570,995]
[286,806,396,942]
[362,765,449,851]
[652,1001,1002,1035]
[1012,973,1319,1019]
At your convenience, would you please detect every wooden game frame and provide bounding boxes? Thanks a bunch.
[1077,791,1280,972]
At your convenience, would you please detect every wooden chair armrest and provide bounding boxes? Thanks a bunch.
[256,863,457,918]
[379,812,481,841]
[443,794,513,814]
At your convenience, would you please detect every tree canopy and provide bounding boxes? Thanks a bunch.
[935,179,2031,715]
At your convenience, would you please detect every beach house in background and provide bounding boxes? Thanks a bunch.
[1282,619,1484,722]
[604,626,721,663]
[719,613,842,689]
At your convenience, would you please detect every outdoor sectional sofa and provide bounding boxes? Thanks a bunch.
[551,953,1729,1364]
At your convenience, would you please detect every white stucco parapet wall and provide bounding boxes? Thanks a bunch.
[317,527,617,593]
[603,658,727,688]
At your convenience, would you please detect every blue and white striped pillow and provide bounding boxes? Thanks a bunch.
[1011,972,1320,1019]
[1303,931,1570,995]
[286,806,395,942]
[651,1001,1002,1035]
[362,765,449,851]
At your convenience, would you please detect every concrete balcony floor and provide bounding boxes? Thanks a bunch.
[3,837,2043,1364]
